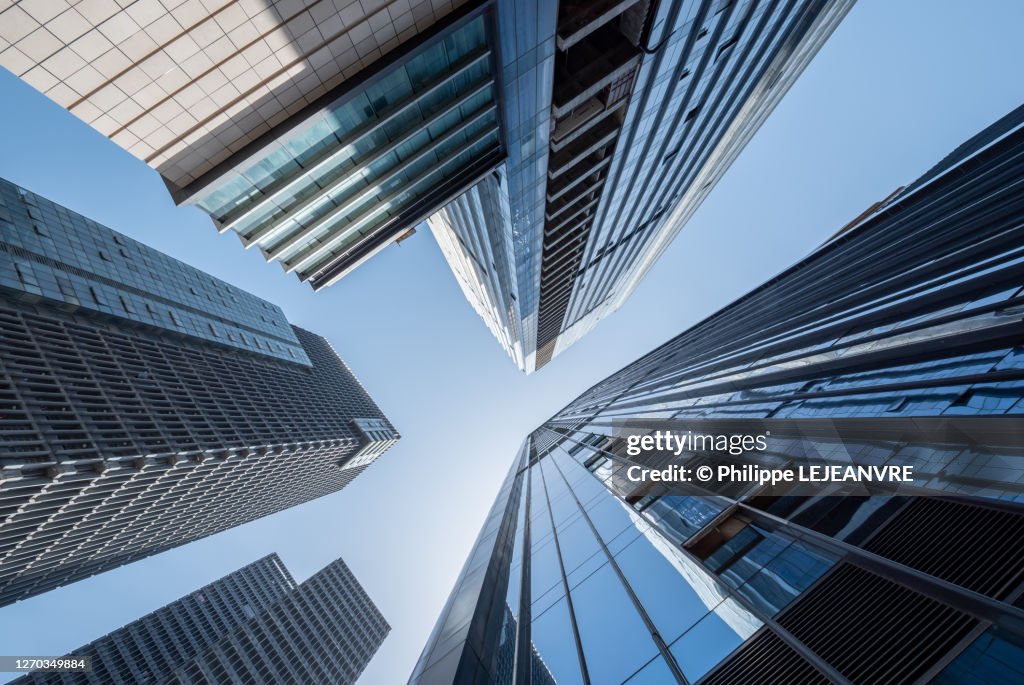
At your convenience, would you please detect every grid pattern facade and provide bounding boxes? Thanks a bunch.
[187,1,504,289]
[411,108,1024,683]
[161,557,389,685]
[0,305,396,607]
[0,183,398,608]
[15,554,298,685]
[0,177,307,364]
[0,0,469,191]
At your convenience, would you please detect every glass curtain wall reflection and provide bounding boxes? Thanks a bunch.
[411,106,1024,684]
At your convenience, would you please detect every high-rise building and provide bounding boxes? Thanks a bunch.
[161,556,389,685]
[15,553,389,685]
[431,0,855,372]
[0,176,398,607]
[410,107,1024,683]
[0,0,854,372]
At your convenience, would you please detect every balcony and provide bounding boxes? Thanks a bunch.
[557,0,646,50]
[552,24,641,117]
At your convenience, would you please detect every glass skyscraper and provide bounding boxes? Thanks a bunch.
[1,0,855,372]
[15,553,388,685]
[429,0,855,371]
[411,106,1024,683]
[0,176,398,607]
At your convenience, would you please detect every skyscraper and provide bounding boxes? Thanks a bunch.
[0,0,855,372]
[411,107,1024,683]
[430,0,855,371]
[15,553,389,685]
[0,176,398,607]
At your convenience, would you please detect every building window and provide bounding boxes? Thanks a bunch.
[716,36,739,60]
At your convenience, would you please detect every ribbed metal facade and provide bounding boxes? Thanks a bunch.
[0,178,398,608]
[411,107,1024,684]
[16,554,389,685]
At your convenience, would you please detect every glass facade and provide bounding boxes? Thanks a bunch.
[1,0,857,374]
[187,5,505,290]
[412,106,1024,683]
[0,178,307,365]
[550,0,856,366]
[430,0,853,372]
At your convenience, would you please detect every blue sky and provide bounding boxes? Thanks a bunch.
[1,1,1022,683]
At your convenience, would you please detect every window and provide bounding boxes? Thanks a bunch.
[886,397,908,412]
[716,35,739,60]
